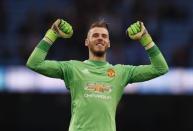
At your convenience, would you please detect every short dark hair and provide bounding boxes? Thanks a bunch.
[89,19,109,31]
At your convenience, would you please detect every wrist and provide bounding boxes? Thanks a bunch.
[43,29,58,44]
[145,42,155,50]
[139,33,153,47]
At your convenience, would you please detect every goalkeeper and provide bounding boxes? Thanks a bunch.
[26,19,169,131]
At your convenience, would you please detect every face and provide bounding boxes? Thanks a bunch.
[85,27,110,57]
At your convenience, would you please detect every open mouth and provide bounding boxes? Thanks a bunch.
[96,42,105,46]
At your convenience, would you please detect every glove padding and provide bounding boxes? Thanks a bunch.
[126,21,152,47]
[51,19,73,38]
[44,19,73,44]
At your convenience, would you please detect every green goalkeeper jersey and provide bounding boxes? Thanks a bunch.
[26,40,168,131]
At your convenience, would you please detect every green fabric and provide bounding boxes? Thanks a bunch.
[37,40,52,52]
[26,40,169,131]
[146,44,160,56]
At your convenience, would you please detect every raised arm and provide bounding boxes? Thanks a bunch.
[124,21,169,83]
[26,19,73,79]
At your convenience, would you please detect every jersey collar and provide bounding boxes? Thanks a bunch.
[84,60,109,66]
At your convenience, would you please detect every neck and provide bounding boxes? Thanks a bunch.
[89,51,106,61]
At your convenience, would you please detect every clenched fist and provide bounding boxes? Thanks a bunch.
[51,19,73,38]
[43,19,73,44]
[126,21,153,47]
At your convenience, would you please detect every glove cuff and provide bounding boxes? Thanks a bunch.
[44,29,58,44]
[139,34,153,47]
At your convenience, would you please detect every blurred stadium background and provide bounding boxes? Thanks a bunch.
[0,0,193,131]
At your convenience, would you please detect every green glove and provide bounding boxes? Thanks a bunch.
[126,21,153,47]
[44,19,73,44]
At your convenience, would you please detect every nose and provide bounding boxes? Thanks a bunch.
[97,38,103,42]
[97,35,103,41]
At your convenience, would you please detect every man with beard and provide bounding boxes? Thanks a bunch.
[26,19,169,131]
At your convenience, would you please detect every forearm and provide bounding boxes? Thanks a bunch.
[26,40,51,68]
[126,21,169,83]
[26,19,73,79]
[130,43,169,82]
[146,43,169,74]
[26,40,63,78]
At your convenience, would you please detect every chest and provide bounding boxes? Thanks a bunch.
[70,66,124,95]
[74,66,120,80]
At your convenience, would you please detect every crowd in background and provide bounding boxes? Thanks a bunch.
[0,0,193,67]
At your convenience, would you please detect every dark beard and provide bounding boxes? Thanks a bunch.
[90,48,106,57]
[93,51,105,57]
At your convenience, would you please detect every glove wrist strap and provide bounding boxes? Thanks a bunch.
[140,33,153,47]
[44,29,58,44]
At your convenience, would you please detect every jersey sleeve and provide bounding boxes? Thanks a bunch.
[26,40,73,87]
[122,44,169,86]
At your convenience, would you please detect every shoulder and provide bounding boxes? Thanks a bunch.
[59,60,81,64]
[59,60,85,67]
[113,64,135,70]
[69,60,83,64]
[113,64,126,68]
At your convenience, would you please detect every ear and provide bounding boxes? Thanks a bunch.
[85,39,89,46]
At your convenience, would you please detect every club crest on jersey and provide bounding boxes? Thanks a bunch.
[107,68,115,77]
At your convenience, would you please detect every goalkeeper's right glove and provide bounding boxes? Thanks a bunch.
[43,19,73,44]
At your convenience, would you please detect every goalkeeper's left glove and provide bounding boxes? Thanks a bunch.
[126,21,153,47]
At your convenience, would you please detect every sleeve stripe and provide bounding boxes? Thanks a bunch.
[36,40,52,52]
[146,44,161,56]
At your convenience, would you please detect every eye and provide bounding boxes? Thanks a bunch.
[92,33,99,38]
[102,34,108,38]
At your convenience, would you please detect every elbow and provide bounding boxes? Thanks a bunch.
[157,65,169,76]
[26,60,30,68]
[161,66,169,75]
[26,60,37,71]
